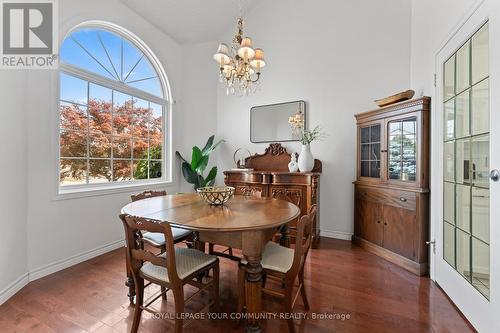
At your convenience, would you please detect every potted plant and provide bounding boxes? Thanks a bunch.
[176,135,224,190]
[294,125,324,172]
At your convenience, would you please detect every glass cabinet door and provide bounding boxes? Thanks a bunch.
[387,117,417,182]
[360,124,381,178]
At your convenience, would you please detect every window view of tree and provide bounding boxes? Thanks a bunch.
[59,27,166,187]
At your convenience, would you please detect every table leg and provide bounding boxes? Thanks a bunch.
[243,254,263,333]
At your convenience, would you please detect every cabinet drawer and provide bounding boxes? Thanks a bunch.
[356,186,416,211]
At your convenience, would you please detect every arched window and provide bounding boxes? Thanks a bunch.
[58,23,170,189]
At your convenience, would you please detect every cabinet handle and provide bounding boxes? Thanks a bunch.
[399,197,407,202]
[381,149,388,153]
[384,222,388,226]
[376,220,381,224]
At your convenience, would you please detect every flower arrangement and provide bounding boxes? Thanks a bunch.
[294,125,325,145]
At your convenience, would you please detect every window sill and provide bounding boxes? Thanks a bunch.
[54,180,177,201]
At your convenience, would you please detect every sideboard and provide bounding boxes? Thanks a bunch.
[223,143,321,248]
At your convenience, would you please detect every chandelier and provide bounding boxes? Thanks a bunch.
[213,17,266,96]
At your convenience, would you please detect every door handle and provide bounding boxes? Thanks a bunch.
[426,240,436,254]
[490,169,500,182]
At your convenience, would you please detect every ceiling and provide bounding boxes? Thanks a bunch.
[120,0,261,44]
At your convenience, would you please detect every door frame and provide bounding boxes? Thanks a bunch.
[431,0,500,331]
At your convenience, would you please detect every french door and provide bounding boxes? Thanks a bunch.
[432,1,500,331]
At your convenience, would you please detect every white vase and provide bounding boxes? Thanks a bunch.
[298,144,314,172]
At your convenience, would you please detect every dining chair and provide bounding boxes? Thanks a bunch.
[126,190,194,303]
[237,204,317,333]
[120,214,219,333]
[208,189,263,261]
[130,190,194,250]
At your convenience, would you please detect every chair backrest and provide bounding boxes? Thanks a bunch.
[289,205,317,277]
[131,190,167,202]
[119,214,180,284]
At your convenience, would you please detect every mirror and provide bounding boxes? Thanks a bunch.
[250,100,306,143]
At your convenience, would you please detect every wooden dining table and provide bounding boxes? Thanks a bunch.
[121,192,301,332]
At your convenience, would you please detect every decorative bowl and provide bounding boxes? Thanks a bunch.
[374,89,415,107]
[197,186,235,205]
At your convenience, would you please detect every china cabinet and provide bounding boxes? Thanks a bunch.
[353,97,430,275]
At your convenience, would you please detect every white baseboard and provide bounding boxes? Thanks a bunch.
[0,272,29,305]
[29,239,125,281]
[320,229,353,241]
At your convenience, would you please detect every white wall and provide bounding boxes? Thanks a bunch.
[178,41,219,193]
[410,0,478,95]
[25,0,185,279]
[216,0,412,239]
[0,71,29,303]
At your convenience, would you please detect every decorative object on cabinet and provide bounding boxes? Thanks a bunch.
[353,97,430,276]
[233,147,252,169]
[288,153,299,172]
[224,143,321,248]
[251,100,306,143]
[294,125,324,172]
[176,135,224,190]
[374,89,415,107]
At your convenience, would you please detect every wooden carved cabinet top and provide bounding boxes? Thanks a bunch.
[224,143,321,247]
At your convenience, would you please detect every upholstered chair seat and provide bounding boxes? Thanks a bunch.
[142,228,193,247]
[141,248,217,282]
[240,241,294,274]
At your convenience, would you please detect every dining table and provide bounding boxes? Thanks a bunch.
[121,192,301,332]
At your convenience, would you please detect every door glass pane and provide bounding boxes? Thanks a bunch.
[456,228,471,280]
[444,182,455,224]
[456,184,471,233]
[472,187,489,243]
[444,221,455,266]
[471,134,489,188]
[472,238,489,298]
[442,23,489,300]
[472,22,489,85]
[455,138,471,184]
[471,79,489,135]
[444,141,455,182]
[456,41,470,93]
[455,90,470,138]
[444,99,455,140]
[444,56,455,101]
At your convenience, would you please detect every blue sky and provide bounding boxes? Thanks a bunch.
[60,28,163,100]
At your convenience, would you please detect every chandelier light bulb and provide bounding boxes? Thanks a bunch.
[238,37,255,60]
[250,48,265,71]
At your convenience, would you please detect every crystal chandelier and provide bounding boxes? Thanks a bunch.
[213,17,266,96]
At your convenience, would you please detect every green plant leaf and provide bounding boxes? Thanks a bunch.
[175,151,188,164]
[194,174,204,190]
[203,166,217,186]
[191,146,203,171]
[201,135,215,155]
[182,162,198,184]
[196,155,209,173]
[202,139,225,156]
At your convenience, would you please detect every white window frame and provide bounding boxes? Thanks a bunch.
[56,21,173,196]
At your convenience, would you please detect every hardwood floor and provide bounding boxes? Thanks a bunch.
[0,238,474,333]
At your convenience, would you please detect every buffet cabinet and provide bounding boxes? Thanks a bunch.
[353,97,430,275]
[224,143,321,248]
